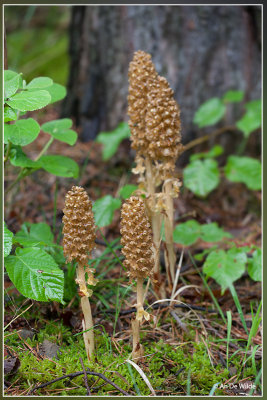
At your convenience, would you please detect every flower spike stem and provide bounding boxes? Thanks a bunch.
[77,263,95,361]
[145,159,162,282]
[163,180,176,285]
[63,186,97,364]
[132,277,144,361]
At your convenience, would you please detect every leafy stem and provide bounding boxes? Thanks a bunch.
[5,168,31,194]
[4,141,12,164]
[35,136,54,161]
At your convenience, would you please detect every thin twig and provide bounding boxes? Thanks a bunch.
[28,370,130,396]
[96,302,223,316]
[181,125,236,153]
[170,310,189,334]
[79,358,91,396]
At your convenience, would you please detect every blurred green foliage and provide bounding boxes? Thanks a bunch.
[5,6,70,85]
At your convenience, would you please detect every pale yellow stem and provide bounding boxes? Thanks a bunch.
[132,277,144,361]
[77,264,95,362]
[163,180,176,285]
[81,296,95,361]
[145,158,161,277]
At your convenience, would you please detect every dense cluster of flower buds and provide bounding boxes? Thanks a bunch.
[120,196,154,280]
[128,50,158,156]
[146,76,183,164]
[128,51,182,163]
[62,186,96,266]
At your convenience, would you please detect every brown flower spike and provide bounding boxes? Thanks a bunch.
[146,76,183,166]
[120,196,154,280]
[62,186,96,361]
[63,186,96,266]
[128,50,158,156]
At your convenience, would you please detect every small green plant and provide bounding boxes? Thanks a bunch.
[4,70,80,303]
[4,70,79,191]
[184,93,262,197]
[4,221,65,303]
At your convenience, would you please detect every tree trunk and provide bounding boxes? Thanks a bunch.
[63,5,261,143]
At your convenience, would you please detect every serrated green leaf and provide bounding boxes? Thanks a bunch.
[6,90,51,111]
[184,159,220,197]
[39,155,79,178]
[190,145,224,161]
[4,118,40,146]
[203,248,247,292]
[193,98,226,128]
[96,122,130,161]
[223,90,244,103]
[93,195,121,227]
[4,73,22,98]
[4,225,14,257]
[119,184,138,199]
[4,107,18,122]
[45,83,66,103]
[236,100,261,138]
[200,223,232,242]
[9,145,42,169]
[247,248,262,282]
[5,247,64,303]
[225,156,261,190]
[41,119,77,145]
[173,220,201,246]
[26,77,53,89]
[14,222,54,247]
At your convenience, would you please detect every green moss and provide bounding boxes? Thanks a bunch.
[4,316,261,396]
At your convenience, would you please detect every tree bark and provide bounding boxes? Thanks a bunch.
[63,5,261,143]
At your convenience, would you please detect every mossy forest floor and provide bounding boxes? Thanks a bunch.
[4,272,261,396]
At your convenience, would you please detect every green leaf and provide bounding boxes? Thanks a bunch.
[4,224,14,257]
[173,220,201,246]
[173,221,231,246]
[93,195,121,227]
[41,119,77,145]
[119,184,138,199]
[14,222,54,247]
[96,122,130,160]
[39,155,79,178]
[4,73,22,98]
[6,90,51,111]
[247,248,262,282]
[236,100,261,138]
[4,107,18,122]
[27,77,53,89]
[9,145,42,169]
[193,98,226,128]
[45,83,66,103]
[4,70,20,82]
[200,223,232,242]
[203,248,247,292]
[5,247,64,303]
[225,156,261,190]
[223,90,244,103]
[190,145,224,161]
[4,118,40,146]
[184,159,220,197]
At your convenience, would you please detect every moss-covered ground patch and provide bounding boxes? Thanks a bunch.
[5,311,260,396]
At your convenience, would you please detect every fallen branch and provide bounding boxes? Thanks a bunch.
[79,358,91,396]
[28,370,130,396]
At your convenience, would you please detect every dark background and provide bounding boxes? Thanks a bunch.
[5,5,262,147]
